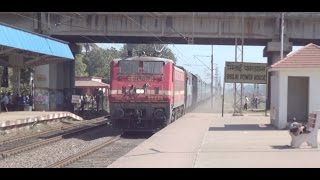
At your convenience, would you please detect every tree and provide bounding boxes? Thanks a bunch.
[20,68,32,94]
[76,43,178,83]
[1,66,8,88]
[83,44,120,82]
[120,44,177,63]
[75,54,88,77]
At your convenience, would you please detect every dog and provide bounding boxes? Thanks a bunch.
[289,122,310,136]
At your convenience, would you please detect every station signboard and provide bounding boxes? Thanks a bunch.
[71,95,81,104]
[225,62,267,84]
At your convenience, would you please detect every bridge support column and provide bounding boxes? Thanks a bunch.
[263,40,292,110]
[66,43,80,112]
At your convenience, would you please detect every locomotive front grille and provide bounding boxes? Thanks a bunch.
[110,102,170,131]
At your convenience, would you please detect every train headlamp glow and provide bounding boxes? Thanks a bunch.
[136,89,145,94]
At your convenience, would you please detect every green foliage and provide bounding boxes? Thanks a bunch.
[1,66,8,87]
[74,43,178,82]
[20,68,32,95]
[0,67,31,94]
[81,44,120,82]
[75,54,88,77]
[0,67,10,93]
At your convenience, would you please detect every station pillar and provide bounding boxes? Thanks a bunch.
[66,43,80,112]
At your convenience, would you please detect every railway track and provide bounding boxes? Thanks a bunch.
[49,133,151,168]
[47,135,121,168]
[0,118,110,160]
[0,117,108,146]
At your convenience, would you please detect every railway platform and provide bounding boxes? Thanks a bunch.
[109,99,320,168]
[0,111,83,132]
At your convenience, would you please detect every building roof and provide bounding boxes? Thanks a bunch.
[271,43,320,68]
[75,80,110,88]
[75,76,103,81]
[0,23,74,59]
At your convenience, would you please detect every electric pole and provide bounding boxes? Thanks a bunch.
[211,45,213,109]
[280,12,284,60]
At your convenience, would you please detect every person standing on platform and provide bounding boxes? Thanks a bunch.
[0,92,9,112]
[244,96,249,111]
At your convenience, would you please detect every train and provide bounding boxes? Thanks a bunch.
[109,56,211,133]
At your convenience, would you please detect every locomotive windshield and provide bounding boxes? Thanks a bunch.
[143,61,163,74]
[119,60,139,74]
[119,60,164,74]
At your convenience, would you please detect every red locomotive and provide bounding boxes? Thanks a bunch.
[109,56,210,133]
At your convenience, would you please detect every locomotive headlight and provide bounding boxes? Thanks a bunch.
[136,89,145,94]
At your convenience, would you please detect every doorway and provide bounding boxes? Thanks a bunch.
[287,76,309,122]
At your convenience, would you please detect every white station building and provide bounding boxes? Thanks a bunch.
[270,43,320,129]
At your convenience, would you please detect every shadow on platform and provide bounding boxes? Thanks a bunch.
[270,145,293,150]
[121,132,153,139]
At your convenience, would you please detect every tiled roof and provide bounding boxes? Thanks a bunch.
[271,43,320,68]
[75,80,109,88]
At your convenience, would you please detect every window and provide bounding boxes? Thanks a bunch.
[143,61,163,74]
[119,60,139,74]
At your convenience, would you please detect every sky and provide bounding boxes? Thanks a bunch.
[97,43,302,85]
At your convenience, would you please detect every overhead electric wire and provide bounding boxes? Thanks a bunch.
[122,13,192,62]
[123,12,211,82]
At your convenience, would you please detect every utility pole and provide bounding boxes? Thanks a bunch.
[211,45,213,109]
[215,66,219,97]
[233,13,244,116]
[234,38,237,115]
[280,12,285,60]
[240,13,244,113]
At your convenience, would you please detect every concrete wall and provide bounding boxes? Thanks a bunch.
[270,71,279,127]
[34,65,50,111]
[271,69,320,129]
[34,61,73,111]
[49,62,72,111]
[34,65,49,88]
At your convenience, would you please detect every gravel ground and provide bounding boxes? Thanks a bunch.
[0,123,120,168]
[65,134,151,168]
[0,118,82,142]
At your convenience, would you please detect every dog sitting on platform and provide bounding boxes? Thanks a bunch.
[289,113,319,148]
[289,122,310,136]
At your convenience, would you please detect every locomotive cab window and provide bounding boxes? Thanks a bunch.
[143,61,164,74]
[119,60,139,74]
